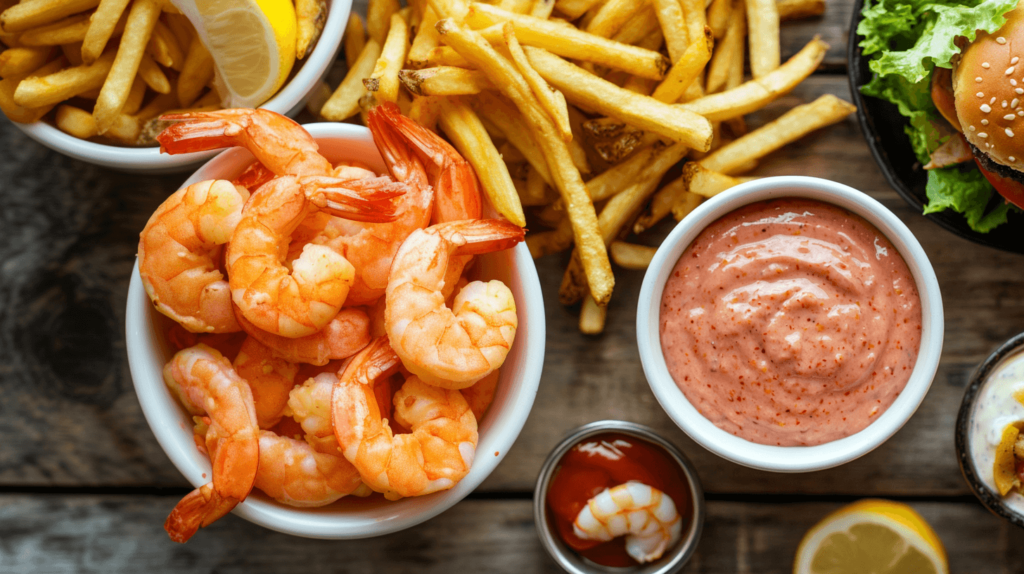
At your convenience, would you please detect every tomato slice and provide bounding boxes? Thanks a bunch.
[931,67,961,132]
[974,159,1024,209]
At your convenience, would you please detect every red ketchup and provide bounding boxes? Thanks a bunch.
[545,433,692,567]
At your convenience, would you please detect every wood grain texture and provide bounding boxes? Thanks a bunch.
[0,495,1019,573]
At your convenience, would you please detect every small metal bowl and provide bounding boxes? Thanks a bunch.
[955,332,1024,529]
[533,421,705,574]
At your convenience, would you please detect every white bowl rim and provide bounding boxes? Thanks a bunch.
[636,176,944,473]
[12,0,350,171]
[125,122,546,538]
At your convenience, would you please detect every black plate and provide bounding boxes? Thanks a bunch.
[847,0,1024,253]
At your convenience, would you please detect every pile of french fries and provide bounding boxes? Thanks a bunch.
[0,0,326,145]
[318,0,856,334]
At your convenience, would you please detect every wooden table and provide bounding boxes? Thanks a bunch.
[3,0,1024,571]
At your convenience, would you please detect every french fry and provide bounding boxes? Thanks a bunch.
[426,0,471,21]
[746,0,780,78]
[472,90,553,186]
[147,21,183,71]
[408,94,442,131]
[162,13,194,53]
[14,48,114,106]
[553,0,603,20]
[527,224,572,258]
[777,0,825,21]
[438,18,614,304]
[364,13,408,104]
[634,173,685,232]
[586,143,663,201]
[679,0,707,44]
[706,0,732,38]
[579,296,606,334]
[530,0,556,19]
[399,66,493,96]
[93,0,160,133]
[706,0,744,94]
[122,74,145,114]
[699,94,856,174]
[425,45,473,68]
[585,0,644,38]
[81,0,130,63]
[407,7,439,67]
[437,97,526,226]
[670,189,702,220]
[296,0,327,59]
[368,0,401,44]
[498,0,534,13]
[465,4,670,80]
[138,51,170,94]
[560,142,689,304]
[0,55,64,122]
[322,38,382,121]
[503,23,571,142]
[651,26,712,103]
[344,13,366,69]
[582,117,647,163]
[680,37,827,121]
[18,13,91,46]
[522,164,557,205]
[524,47,713,151]
[684,162,757,197]
[610,241,657,269]
[652,0,688,62]
[55,104,98,138]
[609,6,659,46]
[177,35,215,107]
[0,0,100,34]
[0,45,53,77]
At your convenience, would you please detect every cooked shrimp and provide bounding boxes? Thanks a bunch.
[233,337,299,429]
[227,174,406,338]
[332,337,477,500]
[158,108,334,177]
[574,481,683,564]
[461,368,499,420]
[233,160,275,192]
[286,373,336,440]
[253,430,363,507]
[162,344,259,543]
[235,306,371,366]
[139,179,249,333]
[385,220,524,389]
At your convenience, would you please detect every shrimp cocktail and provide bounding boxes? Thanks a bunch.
[136,103,525,543]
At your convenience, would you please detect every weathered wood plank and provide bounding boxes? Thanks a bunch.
[0,496,1018,573]
[2,76,1024,495]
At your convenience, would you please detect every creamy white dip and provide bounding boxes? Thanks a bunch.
[969,349,1024,513]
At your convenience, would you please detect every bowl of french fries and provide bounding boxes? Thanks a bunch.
[0,0,349,173]
[319,0,852,336]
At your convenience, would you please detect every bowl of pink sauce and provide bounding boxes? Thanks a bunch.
[637,176,943,473]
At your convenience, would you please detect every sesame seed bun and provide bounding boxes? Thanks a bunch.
[954,4,1024,169]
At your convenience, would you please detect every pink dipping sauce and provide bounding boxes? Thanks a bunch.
[659,199,922,446]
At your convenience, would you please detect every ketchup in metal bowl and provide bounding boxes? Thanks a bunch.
[659,198,922,447]
[545,432,692,567]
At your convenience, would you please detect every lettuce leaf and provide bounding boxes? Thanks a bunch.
[924,165,1013,232]
[858,0,1020,232]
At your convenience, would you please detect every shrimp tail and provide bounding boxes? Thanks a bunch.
[367,103,433,191]
[233,161,276,192]
[164,482,238,543]
[300,175,408,223]
[441,219,526,256]
[340,336,402,386]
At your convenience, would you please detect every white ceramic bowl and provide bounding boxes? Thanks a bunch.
[11,0,351,174]
[125,123,546,538]
[636,176,943,473]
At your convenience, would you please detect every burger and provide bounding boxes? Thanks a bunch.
[859,0,1024,233]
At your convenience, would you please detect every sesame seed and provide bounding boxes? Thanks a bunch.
[1011,156,1016,161]
[1004,114,1015,120]
[1007,128,1015,137]
[1003,100,1009,108]
[981,104,992,112]
[1014,57,1020,64]
[1013,98,1019,108]
[1007,67,1016,75]
[992,96,998,104]
[983,62,991,68]
[970,125,977,131]
[1013,79,1019,86]
[980,132,989,138]
[998,36,1007,44]
[978,91,986,97]
[983,119,990,125]
[977,77,985,82]
[1017,88,1024,94]
[988,143,994,148]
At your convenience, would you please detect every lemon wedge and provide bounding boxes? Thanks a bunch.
[793,500,949,574]
[170,0,296,108]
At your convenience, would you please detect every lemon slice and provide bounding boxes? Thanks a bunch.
[793,500,949,574]
[170,0,296,108]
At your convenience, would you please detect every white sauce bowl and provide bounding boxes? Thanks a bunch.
[9,0,351,174]
[636,176,943,473]
[125,123,546,538]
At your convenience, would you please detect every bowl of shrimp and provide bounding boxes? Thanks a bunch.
[125,104,545,540]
